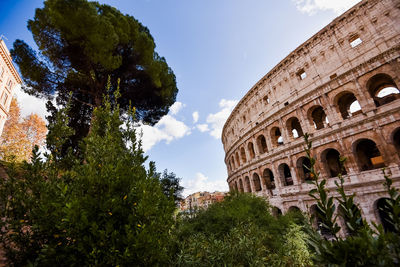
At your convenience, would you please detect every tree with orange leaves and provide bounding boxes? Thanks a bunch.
[0,98,47,161]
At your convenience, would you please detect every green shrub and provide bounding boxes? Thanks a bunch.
[0,94,176,266]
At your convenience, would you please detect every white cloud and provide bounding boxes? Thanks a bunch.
[292,0,361,15]
[169,101,185,115]
[206,99,237,139]
[196,124,209,132]
[183,172,228,197]
[192,111,199,123]
[14,84,49,119]
[139,114,191,151]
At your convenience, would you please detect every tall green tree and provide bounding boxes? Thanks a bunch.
[11,0,178,150]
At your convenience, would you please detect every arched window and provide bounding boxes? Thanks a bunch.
[367,74,400,106]
[231,157,235,170]
[234,181,239,191]
[322,149,347,178]
[279,163,293,186]
[286,117,304,138]
[257,135,268,154]
[244,176,251,192]
[271,206,282,217]
[253,173,262,191]
[263,168,275,189]
[239,179,244,193]
[392,128,400,156]
[271,127,283,146]
[310,106,329,130]
[336,92,362,119]
[248,142,255,159]
[235,152,240,167]
[375,198,397,233]
[240,147,247,163]
[354,139,385,171]
[296,157,312,182]
[288,206,301,214]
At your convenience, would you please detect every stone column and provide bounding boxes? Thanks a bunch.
[354,79,376,113]
[297,107,314,134]
[321,93,341,126]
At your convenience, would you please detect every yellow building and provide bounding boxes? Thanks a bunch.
[0,39,22,135]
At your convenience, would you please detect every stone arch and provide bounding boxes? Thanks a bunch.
[271,206,282,217]
[263,168,276,189]
[296,156,312,182]
[252,173,262,191]
[244,176,251,192]
[288,206,301,213]
[278,163,293,186]
[230,157,235,170]
[248,142,256,159]
[286,117,304,139]
[238,179,244,193]
[366,73,400,107]
[353,138,385,171]
[235,152,240,167]
[240,147,247,164]
[335,91,362,119]
[257,134,268,154]
[308,105,329,130]
[234,181,239,191]
[374,198,397,232]
[321,148,347,178]
[391,127,400,156]
[271,126,283,146]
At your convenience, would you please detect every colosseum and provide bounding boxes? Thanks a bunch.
[222,0,400,232]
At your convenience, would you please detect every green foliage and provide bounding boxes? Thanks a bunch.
[12,0,178,152]
[304,133,340,239]
[174,193,313,267]
[303,133,400,266]
[0,93,176,266]
[157,169,184,204]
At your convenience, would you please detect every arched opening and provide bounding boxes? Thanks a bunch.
[244,176,251,192]
[322,149,347,178]
[253,173,262,191]
[239,179,244,193]
[240,147,247,164]
[288,206,301,213]
[263,168,275,189]
[286,117,304,139]
[376,198,397,233]
[271,127,283,146]
[296,157,312,182]
[337,92,362,119]
[279,163,293,186]
[367,73,400,107]
[231,157,235,170]
[228,160,232,171]
[355,139,385,171]
[248,142,255,159]
[393,128,400,156]
[271,206,282,217]
[257,135,268,154]
[234,181,238,191]
[235,152,240,167]
[310,106,329,130]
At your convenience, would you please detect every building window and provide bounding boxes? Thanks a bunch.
[1,92,8,106]
[7,79,12,88]
[349,35,362,48]
[297,69,307,80]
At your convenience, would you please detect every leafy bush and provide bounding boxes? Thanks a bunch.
[174,193,313,267]
[0,94,176,266]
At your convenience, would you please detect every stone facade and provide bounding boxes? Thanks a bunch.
[179,191,226,211]
[221,0,400,230]
[0,39,22,136]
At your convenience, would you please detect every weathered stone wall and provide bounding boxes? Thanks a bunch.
[221,0,400,228]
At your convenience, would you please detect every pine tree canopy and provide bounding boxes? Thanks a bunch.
[11,0,178,127]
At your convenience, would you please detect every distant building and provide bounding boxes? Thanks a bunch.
[179,191,227,211]
[0,39,22,136]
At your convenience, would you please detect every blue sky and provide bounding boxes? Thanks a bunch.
[0,0,360,196]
